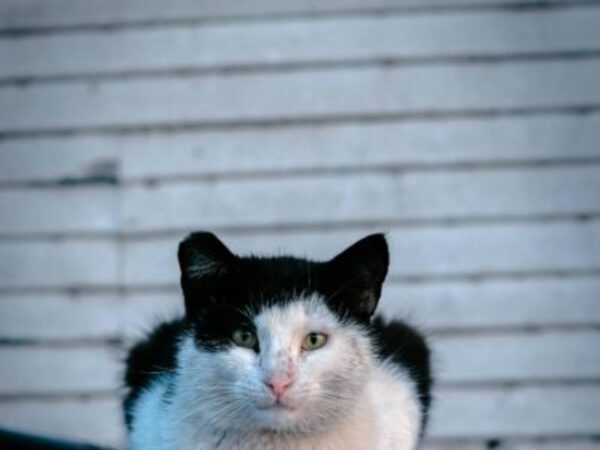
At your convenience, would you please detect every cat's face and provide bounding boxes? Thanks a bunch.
[177,294,372,433]
[176,232,389,433]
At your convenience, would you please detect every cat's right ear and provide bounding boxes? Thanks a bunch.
[178,232,236,281]
[178,232,237,314]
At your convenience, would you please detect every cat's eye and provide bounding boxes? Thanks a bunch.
[232,329,257,349]
[302,332,328,351]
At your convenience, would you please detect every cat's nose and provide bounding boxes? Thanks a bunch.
[265,374,293,399]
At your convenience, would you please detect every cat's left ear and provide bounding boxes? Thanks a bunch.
[323,233,389,319]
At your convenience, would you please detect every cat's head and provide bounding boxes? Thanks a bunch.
[176,232,389,433]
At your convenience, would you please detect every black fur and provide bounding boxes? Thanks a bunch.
[123,319,187,428]
[370,316,433,427]
[123,232,432,430]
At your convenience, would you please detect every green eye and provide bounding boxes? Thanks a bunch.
[232,329,257,349]
[302,332,328,351]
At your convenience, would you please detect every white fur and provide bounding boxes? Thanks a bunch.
[129,294,421,450]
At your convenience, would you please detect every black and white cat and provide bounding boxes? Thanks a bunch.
[123,232,432,450]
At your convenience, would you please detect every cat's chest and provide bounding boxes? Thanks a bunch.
[177,425,377,450]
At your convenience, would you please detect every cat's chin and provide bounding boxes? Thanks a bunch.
[252,404,339,435]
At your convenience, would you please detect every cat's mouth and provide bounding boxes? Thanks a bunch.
[256,400,297,412]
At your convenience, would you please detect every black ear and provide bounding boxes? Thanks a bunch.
[178,232,237,315]
[178,232,235,280]
[323,233,389,319]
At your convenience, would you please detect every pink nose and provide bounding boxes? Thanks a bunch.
[265,374,293,399]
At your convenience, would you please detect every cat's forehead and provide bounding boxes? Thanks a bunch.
[253,293,338,333]
[225,256,325,309]
[237,256,320,290]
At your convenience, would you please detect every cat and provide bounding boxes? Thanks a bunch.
[123,232,432,450]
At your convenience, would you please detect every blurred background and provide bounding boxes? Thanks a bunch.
[0,0,599,449]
